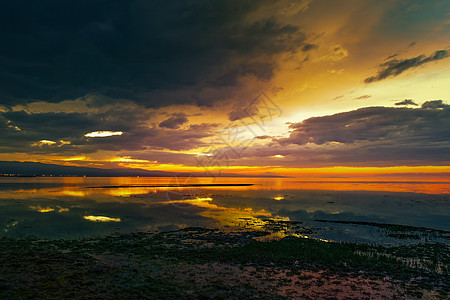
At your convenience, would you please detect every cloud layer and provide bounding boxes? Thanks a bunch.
[0,105,219,155]
[254,102,450,166]
[0,0,311,107]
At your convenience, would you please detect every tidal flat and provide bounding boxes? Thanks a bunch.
[1,226,449,299]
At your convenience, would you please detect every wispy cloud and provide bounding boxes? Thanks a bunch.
[159,113,188,129]
[365,50,450,83]
[354,95,371,100]
[395,99,417,106]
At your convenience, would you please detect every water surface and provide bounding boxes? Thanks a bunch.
[1,177,449,244]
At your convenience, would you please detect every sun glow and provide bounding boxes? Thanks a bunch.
[197,153,213,156]
[110,156,156,163]
[63,156,87,161]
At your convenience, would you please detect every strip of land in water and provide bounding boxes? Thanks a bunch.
[315,219,450,235]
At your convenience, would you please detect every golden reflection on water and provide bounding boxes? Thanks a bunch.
[100,188,158,197]
[1,177,449,198]
[1,177,449,238]
[83,215,121,222]
[283,181,450,194]
[29,205,69,213]
[62,190,87,197]
[29,205,55,213]
[73,176,450,194]
[165,196,278,229]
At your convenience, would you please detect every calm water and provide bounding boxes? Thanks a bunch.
[1,177,449,244]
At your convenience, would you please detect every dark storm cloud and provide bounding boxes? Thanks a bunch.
[212,62,275,86]
[395,99,417,106]
[148,124,218,151]
[364,50,450,83]
[255,103,450,166]
[159,113,188,129]
[100,124,217,152]
[0,109,218,154]
[421,100,447,109]
[280,104,450,145]
[1,111,100,140]
[0,109,132,154]
[0,0,310,106]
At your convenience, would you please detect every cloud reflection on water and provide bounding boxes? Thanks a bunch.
[0,177,448,241]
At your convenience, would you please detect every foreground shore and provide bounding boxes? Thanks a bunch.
[1,228,449,299]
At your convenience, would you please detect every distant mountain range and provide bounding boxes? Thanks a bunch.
[0,161,283,177]
[0,161,175,177]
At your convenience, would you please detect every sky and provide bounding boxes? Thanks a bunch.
[0,0,449,179]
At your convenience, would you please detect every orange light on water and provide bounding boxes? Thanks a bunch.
[83,215,121,222]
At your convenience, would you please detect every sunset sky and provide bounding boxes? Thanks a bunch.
[0,0,449,179]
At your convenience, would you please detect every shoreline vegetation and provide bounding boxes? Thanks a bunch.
[1,225,448,299]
